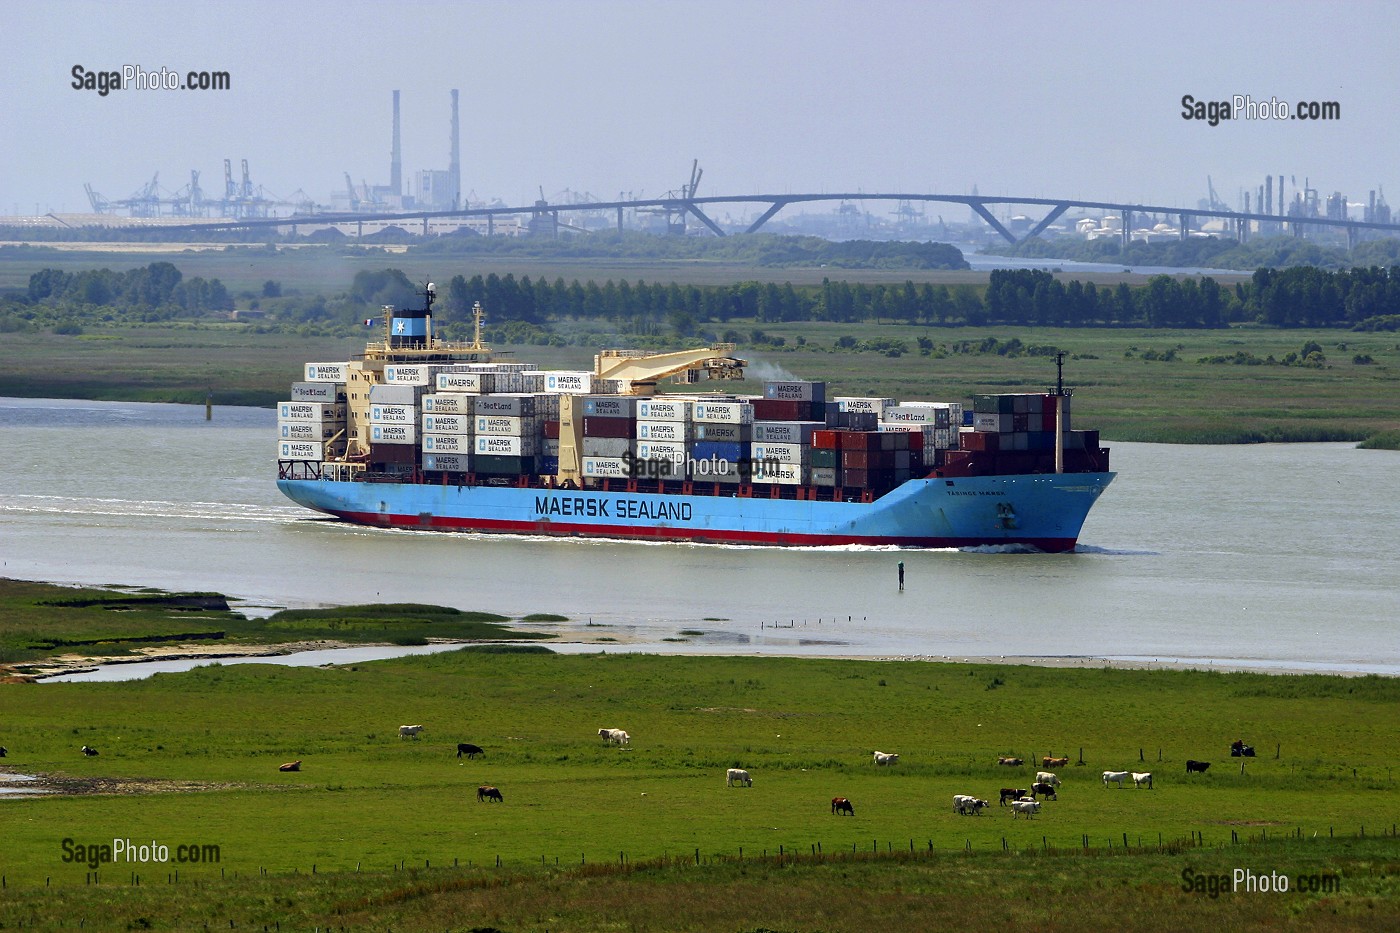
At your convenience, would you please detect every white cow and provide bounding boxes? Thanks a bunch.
[1011,799,1041,819]
[1035,771,1061,787]
[1102,770,1129,788]
[399,724,424,739]
[1132,771,1154,789]
[726,768,752,787]
[953,795,987,815]
[873,751,900,766]
[598,728,630,746]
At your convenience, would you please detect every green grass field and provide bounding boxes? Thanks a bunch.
[2,628,1397,929]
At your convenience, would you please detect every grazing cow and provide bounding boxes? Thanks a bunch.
[999,788,1027,806]
[1042,756,1070,769]
[1102,770,1129,788]
[278,760,301,772]
[831,797,854,815]
[1230,740,1256,758]
[1185,759,1211,774]
[399,724,424,739]
[953,795,988,815]
[873,751,899,766]
[726,768,753,787]
[1132,771,1154,789]
[0,746,6,757]
[997,756,1023,767]
[81,745,98,756]
[456,743,484,759]
[1035,771,1061,787]
[1011,799,1041,819]
[1030,781,1058,800]
[476,785,503,802]
[598,728,630,746]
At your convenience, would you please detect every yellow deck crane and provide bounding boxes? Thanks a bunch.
[555,345,747,487]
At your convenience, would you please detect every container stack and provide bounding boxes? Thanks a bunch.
[421,395,475,473]
[277,393,347,462]
[367,382,421,472]
[690,398,754,483]
[474,394,545,475]
[581,395,634,479]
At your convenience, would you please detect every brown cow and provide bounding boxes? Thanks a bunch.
[831,797,854,815]
[279,760,301,772]
[1043,756,1070,768]
[998,787,1027,806]
[477,785,503,802]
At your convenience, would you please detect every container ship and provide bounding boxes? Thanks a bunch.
[276,284,1114,551]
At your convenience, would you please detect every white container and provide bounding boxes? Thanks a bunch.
[279,420,341,441]
[436,372,490,393]
[422,433,471,453]
[763,381,821,402]
[752,442,809,465]
[811,467,839,486]
[290,381,346,403]
[541,437,561,457]
[751,460,805,484]
[635,420,691,442]
[369,404,416,424]
[476,415,528,436]
[278,401,347,422]
[582,456,629,478]
[422,393,476,415]
[834,396,894,414]
[278,440,326,460]
[304,362,350,382]
[972,412,1013,433]
[383,364,434,385]
[691,400,754,424]
[473,394,536,417]
[753,421,822,444]
[884,405,946,425]
[421,413,473,435]
[370,423,416,445]
[422,453,472,472]
[583,396,634,419]
[636,398,690,422]
[634,441,687,464]
[581,437,631,458]
[475,435,537,456]
[368,384,421,406]
[541,371,594,394]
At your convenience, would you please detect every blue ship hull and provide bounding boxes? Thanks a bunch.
[276,471,1115,550]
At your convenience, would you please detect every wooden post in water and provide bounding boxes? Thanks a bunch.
[205,392,212,420]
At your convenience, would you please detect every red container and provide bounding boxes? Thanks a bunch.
[961,431,1000,452]
[543,419,561,439]
[370,443,417,465]
[812,429,841,450]
[583,417,632,439]
[752,399,806,421]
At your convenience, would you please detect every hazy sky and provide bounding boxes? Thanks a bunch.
[5,0,1398,219]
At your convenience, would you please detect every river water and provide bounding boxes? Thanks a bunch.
[2,397,1397,677]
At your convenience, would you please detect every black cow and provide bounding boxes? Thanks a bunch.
[1230,740,1255,758]
[999,787,1027,806]
[477,785,503,802]
[0,745,7,757]
[1030,781,1058,800]
[81,745,98,757]
[457,743,484,759]
[831,796,854,815]
[1186,759,1211,773]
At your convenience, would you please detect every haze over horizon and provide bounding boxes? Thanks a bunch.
[4,0,1397,220]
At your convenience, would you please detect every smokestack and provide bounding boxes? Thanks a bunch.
[449,89,460,210]
[391,90,402,197]
[1265,175,1272,216]
[1279,175,1285,215]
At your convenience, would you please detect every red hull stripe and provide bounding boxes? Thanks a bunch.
[327,509,1078,552]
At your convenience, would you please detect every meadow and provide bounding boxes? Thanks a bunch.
[1,630,1397,930]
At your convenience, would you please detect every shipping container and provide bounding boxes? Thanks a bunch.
[582,456,629,478]
[279,401,347,422]
[369,443,417,465]
[833,396,894,414]
[474,455,532,475]
[423,433,472,453]
[475,435,537,456]
[581,437,632,458]
[634,441,688,464]
[540,371,594,394]
[635,420,692,442]
[542,419,560,439]
[279,421,342,441]
[582,396,635,418]
[476,415,530,436]
[811,467,838,487]
[368,384,421,406]
[751,460,805,484]
[635,399,691,421]
[691,440,748,462]
[422,453,472,472]
[369,404,416,424]
[290,381,347,403]
[751,442,809,465]
[691,399,753,424]
[693,422,751,442]
[537,455,560,474]
[972,412,1014,433]
[582,416,633,439]
[435,372,491,393]
[304,362,350,382]
[473,394,537,417]
[753,420,823,444]
[751,398,809,421]
[278,440,330,461]
[370,423,416,445]
[422,393,476,415]
[421,413,473,434]
[809,448,838,470]
[383,364,437,385]
[763,381,826,403]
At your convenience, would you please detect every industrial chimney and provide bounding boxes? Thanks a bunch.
[449,89,461,211]
[391,90,402,199]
